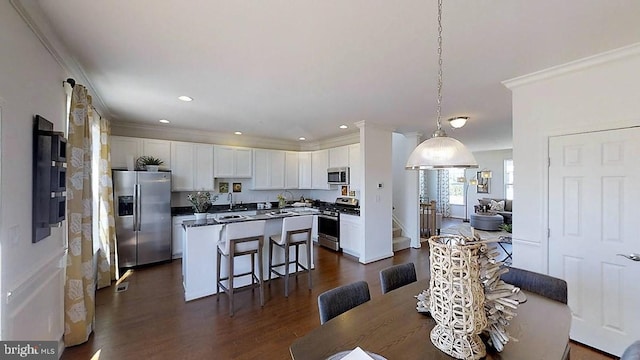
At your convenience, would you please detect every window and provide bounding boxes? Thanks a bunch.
[448,168,465,205]
[504,159,514,200]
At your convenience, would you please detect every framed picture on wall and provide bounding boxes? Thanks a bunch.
[477,172,489,193]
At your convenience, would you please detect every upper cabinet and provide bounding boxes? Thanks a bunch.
[170,142,214,191]
[348,143,361,191]
[111,136,171,170]
[193,144,214,190]
[328,145,349,168]
[284,151,299,189]
[214,145,252,178]
[311,149,330,190]
[298,152,312,189]
[252,149,285,190]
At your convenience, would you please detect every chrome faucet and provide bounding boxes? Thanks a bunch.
[228,193,233,209]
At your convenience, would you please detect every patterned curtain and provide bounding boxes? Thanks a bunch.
[436,169,450,217]
[64,85,95,346]
[96,114,118,288]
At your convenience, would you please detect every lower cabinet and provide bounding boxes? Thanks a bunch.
[339,213,362,258]
[172,215,195,259]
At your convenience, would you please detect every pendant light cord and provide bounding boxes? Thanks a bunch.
[435,0,443,131]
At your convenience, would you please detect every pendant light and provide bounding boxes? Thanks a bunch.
[406,0,478,170]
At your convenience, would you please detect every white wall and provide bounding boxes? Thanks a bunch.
[0,1,67,342]
[359,122,393,263]
[464,149,513,218]
[504,43,640,273]
[391,133,421,248]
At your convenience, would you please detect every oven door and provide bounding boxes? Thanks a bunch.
[317,215,339,250]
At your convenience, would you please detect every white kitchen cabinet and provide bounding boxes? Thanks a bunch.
[171,142,215,191]
[311,149,330,190]
[110,136,171,170]
[339,213,362,258]
[111,136,142,169]
[141,139,171,170]
[284,151,299,189]
[172,215,195,259]
[348,143,361,191]
[170,141,195,191]
[328,145,349,168]
[298,152,312,189]
[193,144,214,190]
[214,145,253,178]
[252,149,285,189]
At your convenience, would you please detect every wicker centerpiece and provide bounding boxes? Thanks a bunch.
[418,233,525,359]
[428,234,488,360]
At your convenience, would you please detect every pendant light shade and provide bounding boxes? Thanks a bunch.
[406,133,478,169]
[405,0,478,170]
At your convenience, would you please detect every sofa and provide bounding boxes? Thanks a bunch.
[474,198,512,224]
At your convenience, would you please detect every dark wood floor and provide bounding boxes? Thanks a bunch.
[61,235,615,359]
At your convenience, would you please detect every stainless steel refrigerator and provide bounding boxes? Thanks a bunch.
[113,170,172,268]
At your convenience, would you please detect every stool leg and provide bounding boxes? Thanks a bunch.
[306,238,312,290]
[258,243,264,307]
[216,249,221,301]
[284,243,290,297]
[295,244,300,274]
[228,249,235,317]
[268,239,273,285]
[251,251,256,290]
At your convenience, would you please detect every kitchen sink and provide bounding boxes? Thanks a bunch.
[219,215,243,220]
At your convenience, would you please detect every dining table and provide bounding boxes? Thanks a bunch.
[290,279,571,360]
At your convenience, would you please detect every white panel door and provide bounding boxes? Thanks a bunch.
[252,149,271,189]
[213,146,235,178]
[235,148,253,178]
[311,149,330,190]
[549,127,640,356]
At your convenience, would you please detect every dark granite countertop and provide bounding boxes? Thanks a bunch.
[182,208,320,228]
[172,202,275,216]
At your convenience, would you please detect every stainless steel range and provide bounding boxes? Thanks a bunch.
[317,197,359,251]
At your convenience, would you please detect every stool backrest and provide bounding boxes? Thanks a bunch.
[221,220,266,254]
[281,215,313,244]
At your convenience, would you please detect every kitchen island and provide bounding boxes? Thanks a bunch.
[181,208,318,301]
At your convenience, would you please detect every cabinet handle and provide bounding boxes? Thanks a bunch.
[617,253,640,262]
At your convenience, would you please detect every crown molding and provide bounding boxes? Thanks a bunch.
[503,42,640,89]
[10,0,110,118]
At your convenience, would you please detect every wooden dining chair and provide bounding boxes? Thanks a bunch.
[500,267,568,304]
[622,340,640,360]
[268,215,314,297]
[216,220,266,316]
[379,262,417,294]
[317,281,370,324]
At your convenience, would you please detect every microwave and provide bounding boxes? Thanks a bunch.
[327,167,350,185]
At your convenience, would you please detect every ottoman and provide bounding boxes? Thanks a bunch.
[469,213,503,231]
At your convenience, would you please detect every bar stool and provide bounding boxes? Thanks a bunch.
[216,220,266,316]
[268,215,314,297]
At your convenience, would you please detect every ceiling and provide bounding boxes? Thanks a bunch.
[31,0,640,151]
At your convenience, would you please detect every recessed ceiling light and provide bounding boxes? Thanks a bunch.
[448,116,469,129]
[159,119,170,124]
[298,137,306,141]
[234,131,242,135]
[339,125,348,129]
[178,95,193,102]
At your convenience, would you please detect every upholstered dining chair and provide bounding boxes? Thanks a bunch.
[268,215,314,297]
[622,340,640,360]
[500,267,568,304]
[379,262,417,294]
[317,281,370,325]
[216,220,266,316]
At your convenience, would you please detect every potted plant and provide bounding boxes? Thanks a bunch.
[187,192,219,220]
[136,155,164,171]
